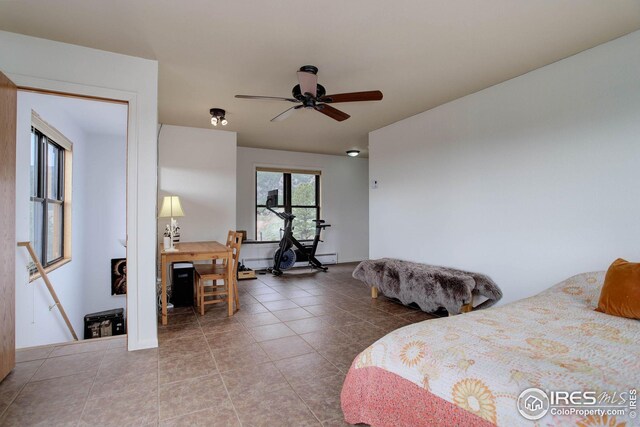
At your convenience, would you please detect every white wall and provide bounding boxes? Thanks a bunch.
[14,93,127,349]
[78,133,127,316]
[1,30,158,350]
[237,147,369,264]
[158,125,237,245]
[369,30,640,304]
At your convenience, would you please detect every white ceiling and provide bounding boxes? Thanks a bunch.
[2,1,639,156]
[29,92,128,139]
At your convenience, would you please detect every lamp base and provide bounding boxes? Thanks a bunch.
[164,247,179,252]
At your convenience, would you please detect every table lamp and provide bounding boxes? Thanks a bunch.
[159,196,185,252]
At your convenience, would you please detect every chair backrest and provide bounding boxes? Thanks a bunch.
[229,231,243,276]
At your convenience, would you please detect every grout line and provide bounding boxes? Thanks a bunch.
[196,303,244,427]
[76,348,107,426]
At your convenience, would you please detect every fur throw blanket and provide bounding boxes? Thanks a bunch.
[352,258,502,315]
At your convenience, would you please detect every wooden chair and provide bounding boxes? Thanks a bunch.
[194,231,242,315]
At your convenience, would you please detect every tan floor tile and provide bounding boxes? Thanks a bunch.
[322,416,351,426]
[304,304,338,316]
[253,292,288,303]
[289,295,334,307]
[14,346,53,363]
[247,323,296,342]
[211,342,270,372]
[158,335,208,360]
[158,322,204,342]
[199,318,245,336]
[235,302,270,314]
[100,348,158,377]
[300,329,352,350]
[159,351,217,384]
[259,335,315,361]
[165,312,198,325]
[220,362,289,398]
[273,352,340,383]
[90,369,158,399]
[291,373,346,422]
[80,388,158,426]
[272,307,315,322]
[262,299,300,311]
[237,312,281,327]
[317,344,363,373]
[49,339,111,357]
[107,336,128,349]
[205,330,255,350]
[159,374,229,420]
[1,373,94,426]
[31,351,103,381]
[0,360,43,405]
[159,404,240,427]
[285,317,334,334]
[232,385,320,427]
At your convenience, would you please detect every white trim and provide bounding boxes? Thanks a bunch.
[9,73,152,352]
[31,110,73,151]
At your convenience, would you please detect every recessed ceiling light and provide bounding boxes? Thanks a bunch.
[346,150,360,157]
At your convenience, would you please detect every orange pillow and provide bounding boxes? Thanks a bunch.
[595,258,640,319]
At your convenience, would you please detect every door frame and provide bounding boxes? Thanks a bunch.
[7,74,144,351]
[0,71,17,381]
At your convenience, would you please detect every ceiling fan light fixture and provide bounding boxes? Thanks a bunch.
[346,150,360,157]
[210,108,227,126]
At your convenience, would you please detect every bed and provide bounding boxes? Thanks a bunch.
[341,272,640,426]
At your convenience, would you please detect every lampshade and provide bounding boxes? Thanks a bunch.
[159,196,185,218]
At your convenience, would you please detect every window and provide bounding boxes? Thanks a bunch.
[256,168,320,242]
[30,112,72,273]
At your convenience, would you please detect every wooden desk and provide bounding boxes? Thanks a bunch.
[160,241,233,325]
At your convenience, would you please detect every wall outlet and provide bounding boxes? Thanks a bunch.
[371,179,378,189]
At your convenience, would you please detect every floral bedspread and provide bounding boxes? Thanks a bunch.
[352,272,640,426]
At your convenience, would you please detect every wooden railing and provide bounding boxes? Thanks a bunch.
[17,242,78,341]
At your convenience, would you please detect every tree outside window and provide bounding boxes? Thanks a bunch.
[256,169,320,241]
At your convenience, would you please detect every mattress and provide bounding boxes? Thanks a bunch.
[341,272,640,426]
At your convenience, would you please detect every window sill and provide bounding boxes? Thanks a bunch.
[29,258,71,283]
[244,240,314,244]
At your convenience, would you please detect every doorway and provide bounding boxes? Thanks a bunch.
[15,90,129,348]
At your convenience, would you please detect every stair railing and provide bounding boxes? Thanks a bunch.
[17,241,78,341]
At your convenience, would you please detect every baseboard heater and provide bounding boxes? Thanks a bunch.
[243,253,338,271]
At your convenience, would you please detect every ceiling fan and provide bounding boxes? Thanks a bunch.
[235,65,383,122]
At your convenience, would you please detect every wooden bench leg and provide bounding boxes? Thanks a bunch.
[371,287,378,299]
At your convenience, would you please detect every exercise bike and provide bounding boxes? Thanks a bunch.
[264,189,331,276]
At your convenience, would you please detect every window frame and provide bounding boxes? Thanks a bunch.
[29,111,73,280]
[255,168,321,242]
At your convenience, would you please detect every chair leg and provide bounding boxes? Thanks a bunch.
[194,275,198,307]
[199,277,205,316]
[234,279,240,310]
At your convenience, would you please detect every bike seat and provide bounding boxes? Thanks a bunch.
[313,219,325,223]
[317,224,331,228]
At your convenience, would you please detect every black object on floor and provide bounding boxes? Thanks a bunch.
[84,308,125,339]
[171,262,194,307]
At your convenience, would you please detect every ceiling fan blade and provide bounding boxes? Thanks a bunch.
[314,104,350,122]
[319,90,383,103]
[271,105,302,122]
[235,95,299,103]
[297,71,317,97]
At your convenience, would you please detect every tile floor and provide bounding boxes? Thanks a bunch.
[0,262,438,426]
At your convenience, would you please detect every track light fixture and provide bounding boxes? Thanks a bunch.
[210,108,227,126]
[346,150,360,157]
